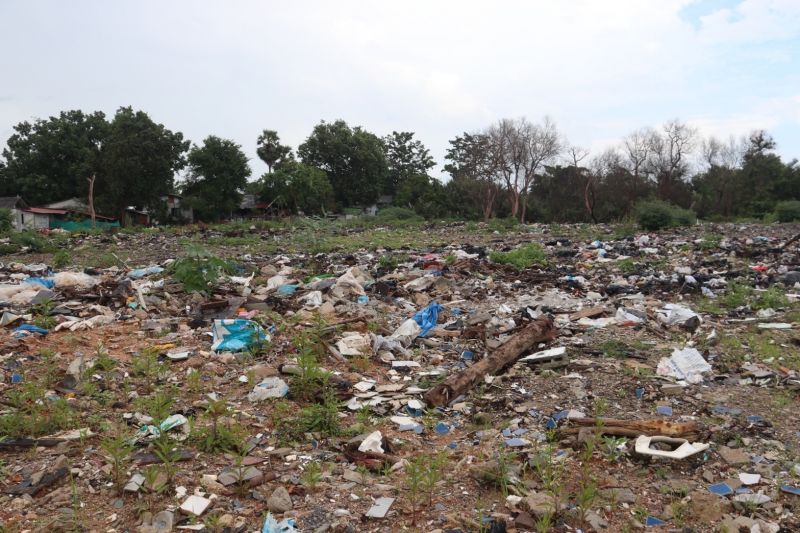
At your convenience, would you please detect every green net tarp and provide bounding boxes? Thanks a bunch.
[51,219,120,231]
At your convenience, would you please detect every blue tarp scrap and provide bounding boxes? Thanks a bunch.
[262,512,296,533]
[412,302,443,337]
[25,277,55,289]
[211,319,269,352]
[14,324,49,337]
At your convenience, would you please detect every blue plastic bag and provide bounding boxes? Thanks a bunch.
[262,512,296,533]
[211,319,269,352]
[128,266,164,279]
[14,324,49,337]
[412,302,443,337]
[276,284,299,296]
[25,277,55,289]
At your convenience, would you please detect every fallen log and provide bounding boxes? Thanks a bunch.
[423,315,557,407]
[565,417,700,437]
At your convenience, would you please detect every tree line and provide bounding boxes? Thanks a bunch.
[1,107,798,223]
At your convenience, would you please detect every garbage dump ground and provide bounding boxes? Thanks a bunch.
[2,220,800,532]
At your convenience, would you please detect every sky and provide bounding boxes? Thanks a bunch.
[1,0,799,181]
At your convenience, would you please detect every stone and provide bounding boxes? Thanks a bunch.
[152,510,174,533]
[267,486,293,513]
[523,492,561,517]
[585,510,608,530]
[365,497,394,518]
[688,491,725,523]
[601,487,636,504]
[718,446,750,465]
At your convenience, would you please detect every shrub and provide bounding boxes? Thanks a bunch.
[774,201,800,223]
[168,246,234,293]
[376,206,421,222]
[490,243,547,269]
[0,209,12,233]
[636,200,695,230]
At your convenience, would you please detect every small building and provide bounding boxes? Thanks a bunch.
[159,194,193,223]
[20,207,68,229]
[0,196,29,229]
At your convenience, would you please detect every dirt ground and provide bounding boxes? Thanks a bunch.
[1,220,799,532]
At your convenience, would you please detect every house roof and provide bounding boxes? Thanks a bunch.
[23,207,68,215]
[0,196,26,209]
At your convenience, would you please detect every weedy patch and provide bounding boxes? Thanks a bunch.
[489,243,547,269]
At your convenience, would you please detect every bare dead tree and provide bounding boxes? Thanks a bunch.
[87,174,96,228]
[648,119,696,201]
[566,145,593,222]
[519,116,561,223]
[622,128,655,212]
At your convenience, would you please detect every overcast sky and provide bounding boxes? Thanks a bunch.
[1,0,799,180]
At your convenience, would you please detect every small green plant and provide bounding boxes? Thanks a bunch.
[617,257,636,273]
[193,399,246,453]
[31,299,57,330]
[601,436,627,462]
[489,243,547,269]
[132,347,168,392]
[100,430,133,495]
[299,390,341,437]
[755,285,790,310]
[53,249,71,269]
[0,208,12,233]
[301,460,323,489]
[92,344,117,372]
[135,388,176,423]
[600,340,630,359]
[167,245,235,293]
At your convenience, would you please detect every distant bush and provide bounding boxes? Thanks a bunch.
[487,217,519,232]
[636,200,695,231]
[774,201,800,223]
[490,243,547,269]
[0,209,12,233]
[376,207,423,225]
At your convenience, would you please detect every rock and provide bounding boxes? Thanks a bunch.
[585,510,608,530]
[152,511,174,533]
[218,514,234,527]
[688,491,726,523]
[523,492,561,517]
[718,446,750,465]
[267,486,293,513]
[601,487,636,504]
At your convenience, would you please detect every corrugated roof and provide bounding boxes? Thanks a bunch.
[23,207,68,215]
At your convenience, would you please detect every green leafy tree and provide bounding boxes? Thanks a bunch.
[298,120,388,207]
[444,132,498,220]
[0,110,108,204]
[394,174,449,219]
[382,131,434,195]
[183,136,251,221]
[256,129,293,173]
[98,107,188,222]
[258,161,333,215]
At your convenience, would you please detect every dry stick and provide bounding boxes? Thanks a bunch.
[567,417,699,437]
[423,315,557,407]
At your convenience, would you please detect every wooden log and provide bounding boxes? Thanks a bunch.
[423,315,557,407]
[567,417,699,437]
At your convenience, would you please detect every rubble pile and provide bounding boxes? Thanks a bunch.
[1,221,799,532]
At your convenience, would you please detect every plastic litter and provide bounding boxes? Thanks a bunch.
[299,290,323,308]
[656,347,711,384]
[262,513,297,533]
[247,377,289,402]
[25,277,55,288]
[358,430,384,453]
[128,266,164,279]
[634,436,709,459]
[211,319,269,352]
[391,319,422,347]
[656,304,701,331]
[336,332,370,356]
[134,414,189,441]
[14,324,49,337]
[412,301,443,337]
[276,284,299,296]
[52,271,98,289]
